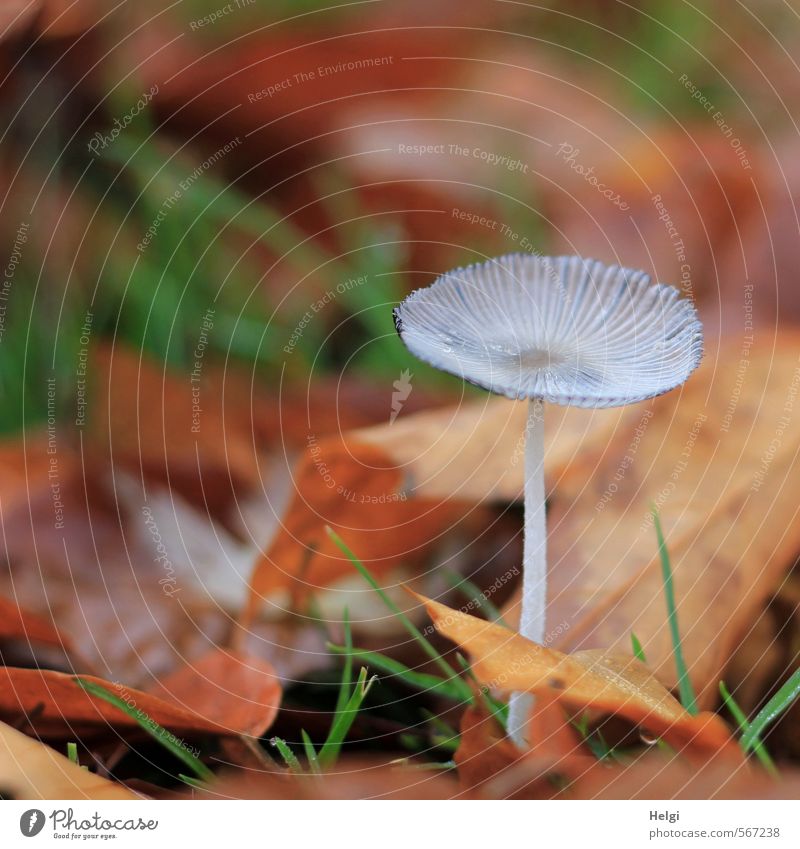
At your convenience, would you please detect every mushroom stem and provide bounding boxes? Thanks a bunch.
[507,397,547,746]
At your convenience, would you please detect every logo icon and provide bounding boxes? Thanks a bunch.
[390,369,413,424]
[20,809,45,837]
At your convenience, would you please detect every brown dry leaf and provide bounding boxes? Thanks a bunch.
[0,596,71,650]
[198,758,459,800]
[0,719,138,800]
[525,332,800,707]
[569,749,800,801]
[353,396,626,502]
[0,655,280,738]
[242,438,471,626]
[149,648,281,738]
[456,690,591,796]
[455,702,521,790]
[87,344,262,516]
[0,1,39,41]
[416,593,734,754]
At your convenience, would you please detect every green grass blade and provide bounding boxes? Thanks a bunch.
[652,508,698,715]
[719,682,777,775]
[66,742,79,765]
[740,667,800,755]
[73,677,213,781]
[631,633,647,663]
[318,667,377,769]
[270,737,302,774]
[326,527,472,701]
[177,774,208,789]
[327,643,464,700]
[301,729,322,775]
[333,608,354,716]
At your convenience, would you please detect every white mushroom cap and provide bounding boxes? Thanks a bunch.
[393,254,703,408]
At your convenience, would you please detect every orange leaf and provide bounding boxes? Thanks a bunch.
[415,593,734,753]
[148,648,280,738]
[0,655,279,741]
[242,438,469,626]
[0,596,71,650]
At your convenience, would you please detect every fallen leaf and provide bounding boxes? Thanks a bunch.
[87,345,261,517]
[0,596,71,651]
[455,690,590,796]
[0,660,278,742]
[352,396,625,502]
[528,332,800,707]
[242,438,472,627]
[0,720,138,800]
[148,648,281,738]
[416,593,734,753]
[198,758,459,801]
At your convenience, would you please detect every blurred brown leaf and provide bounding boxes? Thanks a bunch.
[353,396,626,502]
[0,649,279,741]
[149,648,280,739]
[242,438,471,627]
[0,720,138,800]
[456,690,591,796]
[529,332,800,707]
[0,595,70,651]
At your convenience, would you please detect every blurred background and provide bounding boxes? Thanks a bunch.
[2,0,800,786]
[1,0,796,441]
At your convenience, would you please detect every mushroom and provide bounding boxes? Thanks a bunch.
[393,253,703,745]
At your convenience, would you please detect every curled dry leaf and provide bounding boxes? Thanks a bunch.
[0,719,138,800]
[148,648,281,739]
[242,438,471,627]
[415,593,734,754]
[0,649,280,741]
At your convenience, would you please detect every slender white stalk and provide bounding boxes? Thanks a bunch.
[507,397,547,746]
